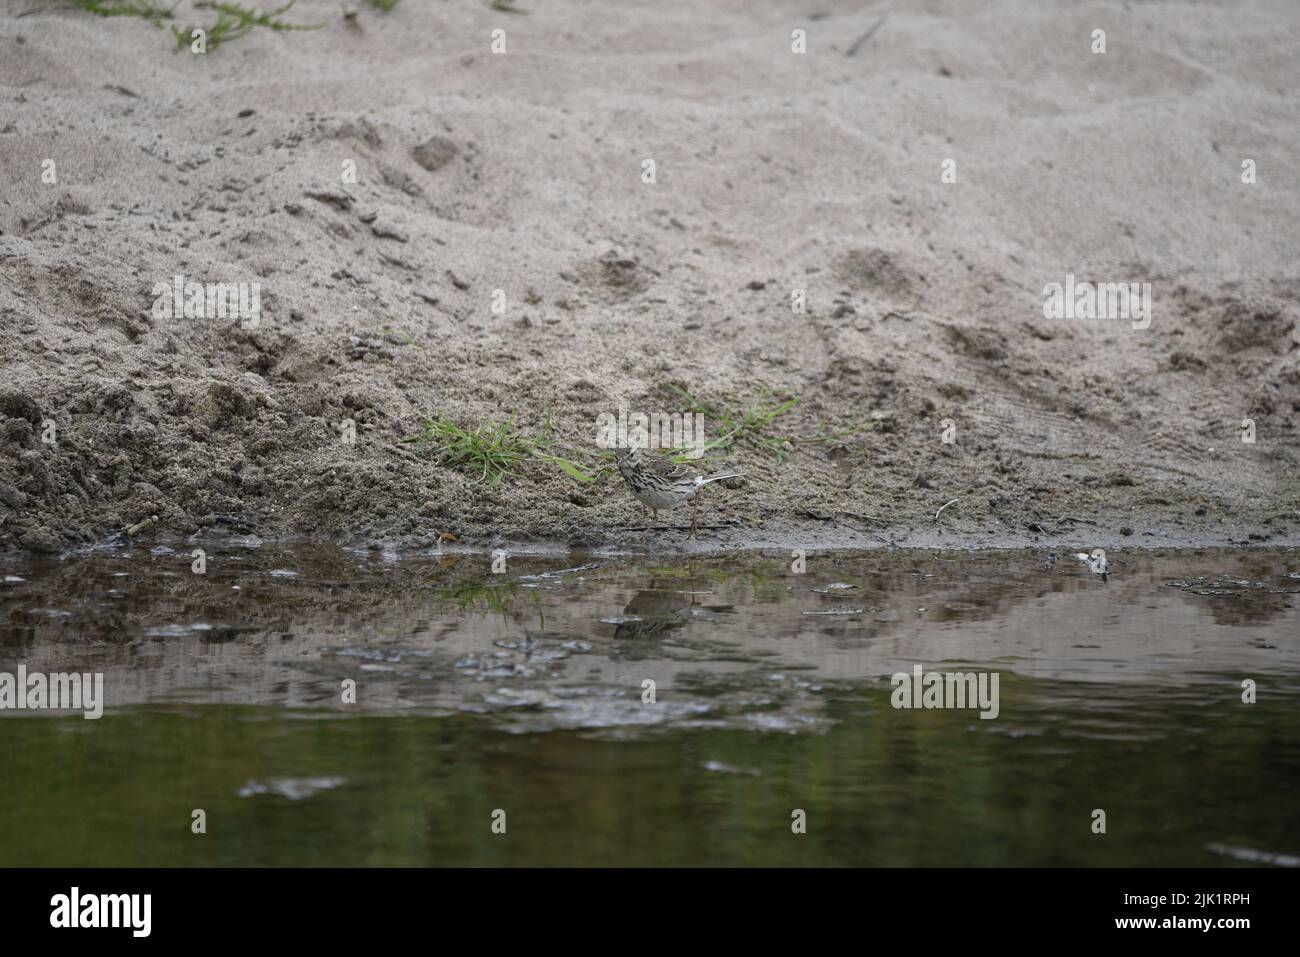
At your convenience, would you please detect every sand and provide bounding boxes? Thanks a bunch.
[1,0,1298,555]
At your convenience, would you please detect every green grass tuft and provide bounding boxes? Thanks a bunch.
[172,1,322,52]
[405,409,598,485]
[368,0,401,10]
[796,414,871,451]
[72,0,175,22]
[666,384,799,462]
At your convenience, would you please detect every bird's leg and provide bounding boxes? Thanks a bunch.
[652,508,658,526]
[689,498,698,539]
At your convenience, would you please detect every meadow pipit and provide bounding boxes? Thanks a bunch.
[613,446,742,538]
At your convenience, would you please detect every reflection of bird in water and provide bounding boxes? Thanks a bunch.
[1075,548,1109,578]
[613,587,696,641]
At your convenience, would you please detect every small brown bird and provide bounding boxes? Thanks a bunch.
[613,446,742,538]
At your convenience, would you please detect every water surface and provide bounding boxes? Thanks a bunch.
[2,544,1298,866]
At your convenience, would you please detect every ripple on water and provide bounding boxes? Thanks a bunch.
[238,777,345,800]
[145,623,216,638]
[1165,576,1300,596]
[702,760,761,776]
[1205,843,1300,867]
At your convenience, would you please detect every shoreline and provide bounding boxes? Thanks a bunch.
[4,525,1297,562]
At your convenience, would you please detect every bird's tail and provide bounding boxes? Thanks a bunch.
[698,472,743,486]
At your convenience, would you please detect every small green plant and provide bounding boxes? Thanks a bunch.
[72,0,175,21]
[368,0,401,10]
[172,1,321,51]
[797,414,869,451]
[405,409,597,485]
[666,384,799,462]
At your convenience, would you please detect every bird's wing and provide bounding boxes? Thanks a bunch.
[646,453,694,482]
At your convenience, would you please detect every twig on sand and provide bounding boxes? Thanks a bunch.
[934,498,959,522]
[1056,515,1097,526]
[846,15,886,57]
[126,514,159,537]
[1026,515,1099,536]
[617,522,738,532]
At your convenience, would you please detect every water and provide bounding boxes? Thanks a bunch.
[2,544,1299,866]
